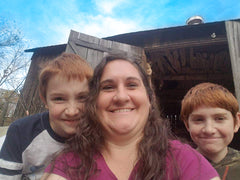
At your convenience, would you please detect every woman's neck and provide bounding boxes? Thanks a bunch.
[101,135,141,180]
[102,134,141,158]
[103,127,144,146]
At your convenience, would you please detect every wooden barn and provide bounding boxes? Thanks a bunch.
[13,18,240,149]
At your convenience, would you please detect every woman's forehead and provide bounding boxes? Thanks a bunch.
[101,60,140,78]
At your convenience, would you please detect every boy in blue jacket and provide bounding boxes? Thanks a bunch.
[0,53,93,179]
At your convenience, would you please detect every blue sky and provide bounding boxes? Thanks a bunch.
[0,0,240,50]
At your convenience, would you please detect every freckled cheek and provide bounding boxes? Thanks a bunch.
[49,112,60,122]
[49,106,63,118]
[78,103,85,112]
[189,126,202,136]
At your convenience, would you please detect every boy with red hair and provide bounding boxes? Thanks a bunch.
[181,82,240,180]
[0,53,93,179]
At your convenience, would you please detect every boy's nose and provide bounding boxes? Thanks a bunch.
[65,103,80,116]
[202,121,216,134]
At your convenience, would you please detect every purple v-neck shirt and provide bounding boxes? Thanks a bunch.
[45,140,219,179]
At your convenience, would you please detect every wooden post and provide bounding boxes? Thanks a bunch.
[225,20,240,109]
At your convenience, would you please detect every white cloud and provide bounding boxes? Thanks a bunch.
[94,0,127,14]
[78,15,140,37]
[46,13,141,46]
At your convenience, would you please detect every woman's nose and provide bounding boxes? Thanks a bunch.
[113,86,130,103]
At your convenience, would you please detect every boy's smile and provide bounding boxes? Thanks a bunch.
[186,106,240,162]
[44,75,89,138]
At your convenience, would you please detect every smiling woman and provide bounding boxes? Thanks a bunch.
[42,54,220,180]
[96,60,150,138]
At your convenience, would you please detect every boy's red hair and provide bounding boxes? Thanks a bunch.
[181,82,239,125]
[39,53,93,102]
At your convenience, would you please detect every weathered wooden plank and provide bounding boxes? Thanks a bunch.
[78,32,100,45]
[66,41,88,59]
[144,37,228,51]
[158,73,233,81]
[14,53,63,120]
[165,50,181,72]
[67,30,145,69]
[99,38,112,49]
[86,49,103,69]
[225,20,240,106]
[70,35,130,56]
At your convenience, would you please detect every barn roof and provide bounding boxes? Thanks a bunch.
[104,18,240,48]
[24,18,240,54]
[25,44,67,54]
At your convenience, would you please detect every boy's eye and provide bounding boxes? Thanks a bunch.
[78,95,88,102]
[215,116,225,121]
[191,118,204,123]
[53,97,64,101]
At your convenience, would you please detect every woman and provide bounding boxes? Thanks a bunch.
[42,54,220,180]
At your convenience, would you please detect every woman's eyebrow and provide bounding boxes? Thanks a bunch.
[126,77,141,82]
[100,79,114,84]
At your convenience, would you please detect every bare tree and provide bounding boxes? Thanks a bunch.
[0,16,31,125]
[0,17,30,90]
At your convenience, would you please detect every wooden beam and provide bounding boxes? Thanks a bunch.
[225,20,240,108]
[153,73,233,81]
[144,37,227,52]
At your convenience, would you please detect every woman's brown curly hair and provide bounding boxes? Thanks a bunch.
[63,54,177,180]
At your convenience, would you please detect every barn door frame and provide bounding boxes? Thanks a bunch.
[225,20,240,108]
[65,30,146,69]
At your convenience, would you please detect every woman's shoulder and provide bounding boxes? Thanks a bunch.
[168,140,206,161]
[169,140,192,151]
[167,140,219,179]
[54,151,81,167]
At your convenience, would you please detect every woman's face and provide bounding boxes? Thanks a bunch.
[96,60,151,138]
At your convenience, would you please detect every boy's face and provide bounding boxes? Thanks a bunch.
[185,105,240,159]
[44,75,89,138]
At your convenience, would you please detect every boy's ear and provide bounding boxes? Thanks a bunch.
[234,112,240,133]
[184,120,190,131]
[39,94,48,109]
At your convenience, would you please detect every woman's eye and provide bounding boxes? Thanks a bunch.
[128,83,137,87]
[127,82,139,89]
[101,85,114,91]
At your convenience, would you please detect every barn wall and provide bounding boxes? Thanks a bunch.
[11,20,240,150]
[66,30,145,69]
[225,20,240,150]
[13,48,66,120]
